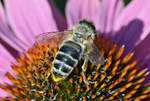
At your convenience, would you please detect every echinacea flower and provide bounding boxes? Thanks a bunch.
[0,0,150,100]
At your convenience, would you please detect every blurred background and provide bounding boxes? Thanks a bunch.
[53,0,132,16]
[0,0,132,16]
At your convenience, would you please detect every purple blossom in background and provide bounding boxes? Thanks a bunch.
[0,0,150,97]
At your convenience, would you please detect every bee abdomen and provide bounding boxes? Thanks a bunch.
[52,40,82,78]
[59,40,82,60]
[56,52,77,67]
[53,52,78,77]
[59,45,80,59]
[54,62,72,74]
[53,61,72,77]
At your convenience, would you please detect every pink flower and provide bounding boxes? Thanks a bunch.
[0,0,150,98]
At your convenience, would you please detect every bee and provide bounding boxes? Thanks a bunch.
[35,19,105,85]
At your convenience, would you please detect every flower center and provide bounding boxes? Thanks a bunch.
[0,34,150,101]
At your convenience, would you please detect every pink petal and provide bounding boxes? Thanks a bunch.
[48,0,67,31]
[0,3,27,52]
[0,44,14,97]
[5,0,57,46]
[0,31,28,52]
[133,34,150,70]
[0,71,13,97]
[0,44,14,72]
[0,3,7,24]
[66,0,101,29]
[113,0,150,50]
[98,0,124,34]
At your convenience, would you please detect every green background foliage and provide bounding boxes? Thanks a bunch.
[53,0,132,16]
[53,0,68,16]
[124,0,132,5]
[0,0,132,16]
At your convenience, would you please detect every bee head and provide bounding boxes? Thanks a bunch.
[72,19,97,42]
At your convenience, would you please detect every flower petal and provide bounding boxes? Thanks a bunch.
[98,0,124,34]
[0,3,7,24]
[5,0,57,46]
[0,44,14,72]
[133,34,150,69]
[0,2,27,52]
[113,0,150,51]
[48,0,67,31]
[0,32,27,52]
[66,0,100,29]
[0,44,14,96]
[0,71,13,97]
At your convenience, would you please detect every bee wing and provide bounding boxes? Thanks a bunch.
[87,43,105,66]
[35,30,73,47]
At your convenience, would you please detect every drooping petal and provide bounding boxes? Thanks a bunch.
[0,32,27,52]
[0,3,7,24]
[48,0,67,31]
[5,0,57,46]
[98,0,124,34]
[0,71,13,97]
[66,0,100,29]
[0,2,27,52]
[0,44,13,97]
[0,44,14,72]
[113,0,150,51]
[133,34,150,70]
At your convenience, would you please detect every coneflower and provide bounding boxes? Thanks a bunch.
[0,34,149,101]
[1,0,150,100]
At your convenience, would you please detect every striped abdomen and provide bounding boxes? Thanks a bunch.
[52,40,83,78]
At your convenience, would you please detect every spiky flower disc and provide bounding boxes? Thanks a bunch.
[0,35,150,101]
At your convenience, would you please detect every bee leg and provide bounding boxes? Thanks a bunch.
[81,59,89,87]
[46,73,50,81]
[45,68,52,81]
